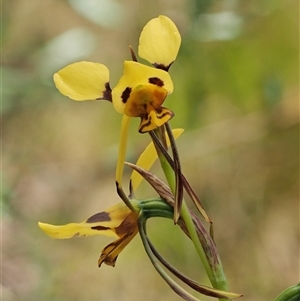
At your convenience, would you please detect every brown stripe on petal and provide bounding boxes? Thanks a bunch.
[86,212,111,223]
[148,77,164,87]
[156,110,174,120]
[138,114,152,133]
[121,87,132,104]
[138,109,174,133]
[91,225,111,231]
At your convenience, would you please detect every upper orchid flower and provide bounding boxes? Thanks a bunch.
[53,15,181,133]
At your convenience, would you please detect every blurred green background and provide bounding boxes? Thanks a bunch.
[2,0,298,301]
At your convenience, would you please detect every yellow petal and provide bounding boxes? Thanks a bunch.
[53,61,111,101]
[112,61,173,114]
[131,128,184,191]
[38,221,118,239]
[38,203,133,239]
[138,15,181,69]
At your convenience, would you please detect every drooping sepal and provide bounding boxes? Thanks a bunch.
[98,225,138,267]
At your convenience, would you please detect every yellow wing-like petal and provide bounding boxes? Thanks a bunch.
[38,221,118,239]
[138,15,181,70]
[130,128,184,191]
[53,61,111,101]
[112,61,173,114]
[39,203,133,239]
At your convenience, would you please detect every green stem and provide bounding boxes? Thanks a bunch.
[156,131,229,300]
[137,211,205,301]
[159,154,214,281]
[137,198,242,300]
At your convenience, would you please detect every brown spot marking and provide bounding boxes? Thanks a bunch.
[149,77,164,87]
[91,225,111,231]
[86,212,111,223]
[102,82,112,101]
[121,87,132,103]
[153,62,174,72]
[97,82,112,101]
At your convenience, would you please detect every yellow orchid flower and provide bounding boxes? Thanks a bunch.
[39,201,139,267]
[53,15,181,133]
[53,15,181,214]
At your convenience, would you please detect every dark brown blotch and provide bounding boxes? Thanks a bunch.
[121,87,132,103]
[103,82,112,101]
[86,212,111,223]
[97,82,112,101]
[149,77,164,87]
[153,62,174,72]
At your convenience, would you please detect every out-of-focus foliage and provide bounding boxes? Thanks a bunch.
[2,1,298,301]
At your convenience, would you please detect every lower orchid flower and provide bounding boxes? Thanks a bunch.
[38,129,182,267]
[38,132,242,300]
[39,201,139,267]
[38,179,242,301]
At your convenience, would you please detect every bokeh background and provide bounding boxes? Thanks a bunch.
[2,0,299,301]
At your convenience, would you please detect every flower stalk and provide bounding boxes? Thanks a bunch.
[137,198,242,300]
[150,124,230,300]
